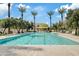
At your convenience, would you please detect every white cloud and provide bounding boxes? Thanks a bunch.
[60,4,69,9]
[26,5,31,9]
[18,4,26,8]
[55,8,58,12]
[33,6,44,11]
[60,3,79,10]
[69,3,79,9]
[55,4,70,13]
[0,3,13,16]
[18,4,31,10]
[61,3,79,10]
[0,4,8,16]
[46,22,49,25]
[55,3,79,12]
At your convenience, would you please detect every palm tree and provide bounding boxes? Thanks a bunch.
[66,9,74,33]
[58,8,65,32]
[58,8,65,23]
[18,4,26,20]
[47,11,54,31]
[7,3,11,34]
[15,18,22,33]
[0,3,11,34]
[31,11,37,32]
[0,19,7,34]
[0,18,13,34]
[71,9,79,35]
[8,3,11,18]
[30,22,33,30]
[18,4,26,33]
[52,23,58,32]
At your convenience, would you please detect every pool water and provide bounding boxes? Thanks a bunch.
[0,32,79,46]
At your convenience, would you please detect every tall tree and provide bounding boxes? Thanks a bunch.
[72,9,79,35]
[8,3,11,18]
[66,9,79,35]
[18,4,26,20]
[7,3,11,34]
[58,8,65,22]
[47,11,54,27]
[66,9,74,30]
[0,18,13,34]
[47,11,54,31]
[52,23,58,32]
[58,8,65,32]
[31,11,37,32]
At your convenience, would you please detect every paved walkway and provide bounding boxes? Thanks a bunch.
[0,45,79,56]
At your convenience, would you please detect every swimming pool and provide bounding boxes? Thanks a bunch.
[0,32,79,46]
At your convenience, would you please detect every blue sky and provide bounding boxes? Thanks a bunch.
[0,3,78,26]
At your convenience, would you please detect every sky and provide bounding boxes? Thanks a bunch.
[0,3,79,26]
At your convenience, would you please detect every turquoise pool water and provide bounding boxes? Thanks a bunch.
[0,32,79,46]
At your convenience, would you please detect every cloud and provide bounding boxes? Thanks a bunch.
[60,3,79,10]
[46,22,49,24]
[69,3,79,9]
[55,8,58,12]
[26,5,31,9]
[60,4,69,9]
[0,3,13,16]
[55,3,79,13]
[18,4,26,8]
[33,6,45,11]
[55,4,70,13]
[18,4,31,10]
[0,4,8,16]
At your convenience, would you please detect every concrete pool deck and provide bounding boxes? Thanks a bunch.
[0,45,79,56]
[58,32,79,43]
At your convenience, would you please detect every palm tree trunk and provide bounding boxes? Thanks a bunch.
[21,12,23,20]
[34,16,35,32]
[17,29,20,33]
[61,14,64,32]
[75,21,79,35]
[8,3,11,34]
[50,16,52,30]
[21,29,24,33]
[49,16,52,32]
[8,3,10,18]
[61,14,63,22]
[50,16,52,27]
[75,28,77,35]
